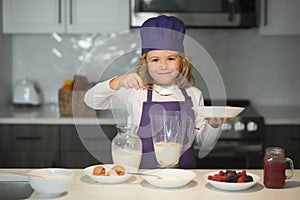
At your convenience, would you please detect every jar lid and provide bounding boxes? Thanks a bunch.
[265,147,285,156]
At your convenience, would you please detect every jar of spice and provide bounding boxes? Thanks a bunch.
[263,147,294,188]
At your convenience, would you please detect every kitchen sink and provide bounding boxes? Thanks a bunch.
[0,181,33,200]
[0,173,34,200]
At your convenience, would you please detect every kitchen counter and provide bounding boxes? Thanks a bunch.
[0,103,126,125]
[0,104,299,125]
[1,169,299,200]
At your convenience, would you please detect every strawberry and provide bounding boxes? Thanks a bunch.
[237,175,246,183]
[241,170,247,176]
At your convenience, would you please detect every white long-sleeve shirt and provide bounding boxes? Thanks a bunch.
[84,78,221,158]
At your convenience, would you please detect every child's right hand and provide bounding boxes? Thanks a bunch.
[109,73,143,90]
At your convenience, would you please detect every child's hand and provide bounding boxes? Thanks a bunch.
[110,73,143,90]
[207,117,234,128]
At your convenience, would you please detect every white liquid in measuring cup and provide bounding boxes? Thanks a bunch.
[154,142,182,167]
[112,149,142,168]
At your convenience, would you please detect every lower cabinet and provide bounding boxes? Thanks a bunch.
[0,125,60,168]
[265,125,300,168]
[60,125,117,168]
[4,151,59,168]
[0,124,117,168]
[0,151,4,167]
[1,124,299,168]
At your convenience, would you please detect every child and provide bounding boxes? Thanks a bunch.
[84,15,226,169]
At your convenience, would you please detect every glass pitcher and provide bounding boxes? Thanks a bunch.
[150,110,195,168]
[111,125,142,169]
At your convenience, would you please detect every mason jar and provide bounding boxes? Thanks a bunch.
[263,147,294,188]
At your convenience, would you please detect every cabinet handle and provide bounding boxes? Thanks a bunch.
[69,0,73,24]
[264,0,268,26]
[16,136,42,141]
[58,0,62,24]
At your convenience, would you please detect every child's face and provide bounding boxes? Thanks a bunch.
[146,50,180,86]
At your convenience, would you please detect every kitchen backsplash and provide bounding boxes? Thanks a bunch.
[12,33,110,103]
[12,29,300,109]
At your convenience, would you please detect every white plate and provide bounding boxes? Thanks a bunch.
[204,171,260,191]
[142,169,196,188]
[193,106,245,118]
[83,164,138,184]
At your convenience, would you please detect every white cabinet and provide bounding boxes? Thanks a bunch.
[259,0,300,35]
[2,0,129,34]
[3,0,64,33]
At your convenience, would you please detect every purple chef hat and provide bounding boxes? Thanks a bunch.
[140,15,186,55]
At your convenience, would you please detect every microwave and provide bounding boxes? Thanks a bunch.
[131,0,258,28]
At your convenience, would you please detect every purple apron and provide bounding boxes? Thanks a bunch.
[137,89,196,169]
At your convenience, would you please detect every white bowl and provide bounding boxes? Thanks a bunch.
[192,106,245,118]
[142,169,196,188]
[28,168,74,196]
[83,164,138,184]
[204,171,260,191]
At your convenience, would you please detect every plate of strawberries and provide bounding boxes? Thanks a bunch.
[204,170,260,191]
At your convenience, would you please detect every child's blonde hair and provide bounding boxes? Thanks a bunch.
[136,52,195,88]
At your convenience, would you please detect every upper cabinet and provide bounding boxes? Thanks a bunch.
[259,0,300,35]
[2,0,129,34]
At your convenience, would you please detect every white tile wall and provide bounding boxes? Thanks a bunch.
[11,29,300,109]
[12,33,124,103]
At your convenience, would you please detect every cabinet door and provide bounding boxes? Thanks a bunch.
[2,0,65,33]
[265,125,300,169]
[67,0,129,33]
[0,125,60,168]
[5,151,59,168]
[1,125,11,167]
[259,0,300,35]
[60,125,117,168]
[2,0,130,34]
[8,125,60,150]
[0,151,4,167]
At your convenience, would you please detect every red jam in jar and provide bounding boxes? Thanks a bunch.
[263,147,294,188]
[263,160,286,188]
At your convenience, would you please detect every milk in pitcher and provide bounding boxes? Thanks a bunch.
[154,142,182,167]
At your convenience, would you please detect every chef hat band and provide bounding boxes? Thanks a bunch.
[140,15,186,55]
